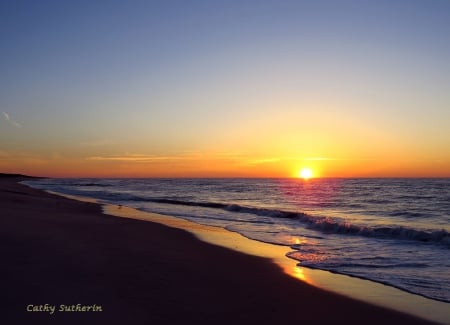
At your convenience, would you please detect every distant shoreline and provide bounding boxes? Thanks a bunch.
[0,173,40,178]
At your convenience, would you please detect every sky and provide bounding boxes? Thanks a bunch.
[1,0,449,178]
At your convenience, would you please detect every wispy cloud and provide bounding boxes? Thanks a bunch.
[2,112,21,128]
[0,150,46,164]
[85,151,247,164]
[85,153,376,167]
[304,157,377,161]
[243,156,378,165]
[246,157,281,165]
[245,156,327,164]
[86,154,197,163]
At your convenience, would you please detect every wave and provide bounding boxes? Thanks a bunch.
[287,261,450,303]
[76,183,110,187]
[151,212,275,226]
[146,198,450,246]
[22,180,450,247]
[388,211,426,218]
[297,261,429,269]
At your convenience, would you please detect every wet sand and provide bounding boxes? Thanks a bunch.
[0,176,438,324]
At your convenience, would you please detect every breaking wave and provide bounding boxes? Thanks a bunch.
[146,198,450,246]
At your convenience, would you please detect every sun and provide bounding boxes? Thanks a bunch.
[299,168,313,180]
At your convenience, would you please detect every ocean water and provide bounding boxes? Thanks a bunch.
[25,178,450,303]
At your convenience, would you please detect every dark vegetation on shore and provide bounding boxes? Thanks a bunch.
[0,173,38,179]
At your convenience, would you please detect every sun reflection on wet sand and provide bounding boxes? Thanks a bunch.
[291,266,307,282]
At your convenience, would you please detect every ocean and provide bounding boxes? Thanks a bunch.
[25,178,450,303]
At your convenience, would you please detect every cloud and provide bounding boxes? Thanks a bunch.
[86,155,195,163]
[85,152,243,164]
[87,153,371,166]
[246,158,281,165]
[0,151,46,164]
[2,112,21,128]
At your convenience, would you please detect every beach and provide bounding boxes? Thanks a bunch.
[0,176,438,325]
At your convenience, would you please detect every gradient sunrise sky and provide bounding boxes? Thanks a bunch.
[1,0,449,177]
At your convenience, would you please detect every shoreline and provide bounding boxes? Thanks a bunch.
[101,203,450,325]
[0,176,443,324]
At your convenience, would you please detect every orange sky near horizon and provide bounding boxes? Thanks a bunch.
[1,96,449,178]
[2,148,449,178]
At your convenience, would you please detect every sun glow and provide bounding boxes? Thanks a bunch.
[299,168,313,180]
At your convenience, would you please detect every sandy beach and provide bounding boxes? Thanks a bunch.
[0,176,438,325]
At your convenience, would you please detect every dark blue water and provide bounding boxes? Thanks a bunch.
[25,178,450,303]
